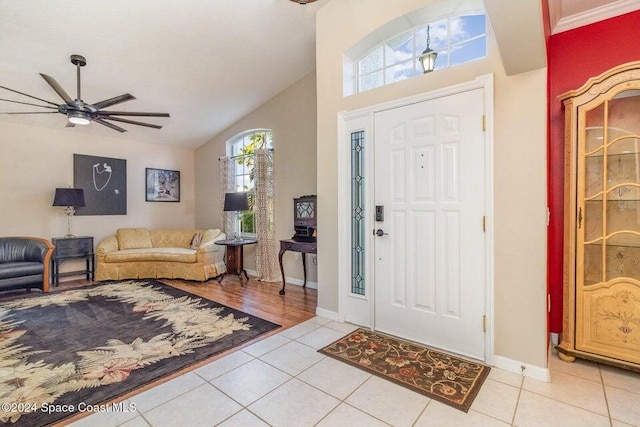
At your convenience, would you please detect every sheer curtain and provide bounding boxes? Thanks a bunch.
[219,156,235,238]
[254,149,279,282]
[219,151,278,281]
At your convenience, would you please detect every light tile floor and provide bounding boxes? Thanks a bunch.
[71,317,640,427]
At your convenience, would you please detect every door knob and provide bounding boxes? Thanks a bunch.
[375,229,389,237]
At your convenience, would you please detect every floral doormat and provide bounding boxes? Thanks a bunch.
[319,328,490,412]
[0,280,280,426]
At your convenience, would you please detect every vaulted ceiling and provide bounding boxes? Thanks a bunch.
[0,0,328,148]
[0,0,636,148]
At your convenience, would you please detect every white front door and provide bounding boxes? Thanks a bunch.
[373,88,486,360]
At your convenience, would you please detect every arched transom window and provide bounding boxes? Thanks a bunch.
[356,14,486,93]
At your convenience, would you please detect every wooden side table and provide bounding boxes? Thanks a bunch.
[51,236,94,287]
[278,239,317,295]
[215,239,257,286]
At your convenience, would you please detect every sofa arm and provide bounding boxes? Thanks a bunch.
[197,231,225,264]
[96,236,119,260]
[197,230,225,253]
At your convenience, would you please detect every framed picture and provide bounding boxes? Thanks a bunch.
[146,168,180,202]
[74,154,127,215]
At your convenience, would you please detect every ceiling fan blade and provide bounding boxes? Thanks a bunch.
[99,116,162,129]
[40,74,74,105]
[0,98,58,110]
[92,93,136,110]
[0,85,59,107]
[97,111,170,118]
[0,111,58,114]
[94,118,127,133]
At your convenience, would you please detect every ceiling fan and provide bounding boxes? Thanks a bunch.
[0,54,169,133]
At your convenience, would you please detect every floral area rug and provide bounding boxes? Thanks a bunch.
[0,280,280,426]
[319,328,490,412]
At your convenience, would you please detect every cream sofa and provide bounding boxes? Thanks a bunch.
[95,228,226,282]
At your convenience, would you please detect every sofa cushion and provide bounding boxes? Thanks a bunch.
[150,230,200,249]
[0,262,44,280]
[117,228,152,250]
[104,248,197,263]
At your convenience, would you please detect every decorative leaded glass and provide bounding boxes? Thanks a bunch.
[351,131,365,295]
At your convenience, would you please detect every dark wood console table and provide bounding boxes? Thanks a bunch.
[51,236,94,287]
[278,239,317,295]
[215,238,257,286]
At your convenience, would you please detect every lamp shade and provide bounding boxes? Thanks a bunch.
[53,188,85,207]
[223,192,249,211]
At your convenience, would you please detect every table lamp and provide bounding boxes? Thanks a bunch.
[223,192,249,241]
[53,188,85,238]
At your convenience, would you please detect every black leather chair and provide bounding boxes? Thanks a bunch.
[0,237,54,293]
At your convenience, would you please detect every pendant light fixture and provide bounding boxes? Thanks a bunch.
[418,25,438,74]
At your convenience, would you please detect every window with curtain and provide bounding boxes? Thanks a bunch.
[226,130,273,237]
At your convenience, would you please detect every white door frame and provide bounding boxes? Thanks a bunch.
[337,74,495,365]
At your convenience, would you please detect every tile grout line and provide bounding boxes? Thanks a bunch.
[237,336,348,411]
[509,373,525,427]
[130,375,211,415]
[598,364,614,427]
[192,350,257,383]
[411,399,432,427]
[520,385,614,419]
[316,377,397,427]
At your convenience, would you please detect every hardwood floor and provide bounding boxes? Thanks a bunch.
[162,276,318,327]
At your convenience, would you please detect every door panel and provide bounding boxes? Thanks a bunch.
[374,89,486,360]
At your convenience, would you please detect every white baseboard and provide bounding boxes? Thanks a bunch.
[245,269,318,289]
[493,355,550,383]
[315,307,338,321]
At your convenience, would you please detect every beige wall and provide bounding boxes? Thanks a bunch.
[1,120,195,273]
[194,71,318,284]
[317,0,547,368]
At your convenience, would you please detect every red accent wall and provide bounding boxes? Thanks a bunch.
[548,11,640,332]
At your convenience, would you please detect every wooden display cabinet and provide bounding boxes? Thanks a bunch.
[558,61,640,370]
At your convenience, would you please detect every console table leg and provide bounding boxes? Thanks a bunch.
[302,253,307,288]
[55,260,59,287]
[279,249,287,295]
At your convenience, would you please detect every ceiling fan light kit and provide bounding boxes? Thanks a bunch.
[290,0,317,4]
[0,54,170,133]
[67,110,90,125]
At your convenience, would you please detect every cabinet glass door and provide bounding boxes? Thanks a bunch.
[578,89,640,361]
